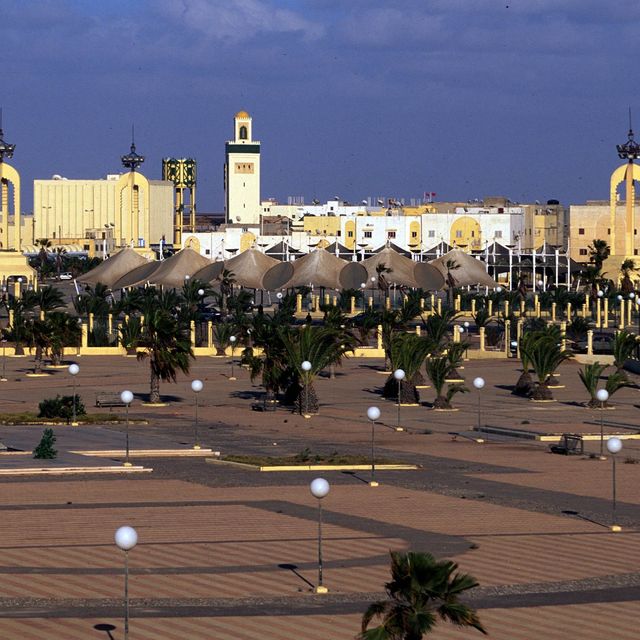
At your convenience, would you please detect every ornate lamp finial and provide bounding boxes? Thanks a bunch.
[0,109,16,163]
[121,124,144,171]
[617,109,640,161]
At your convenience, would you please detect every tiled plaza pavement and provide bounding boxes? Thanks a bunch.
[0,355,639,638]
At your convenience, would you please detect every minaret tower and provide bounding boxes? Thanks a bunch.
[116,127,150,248]
[610,114,640,257]
[224,111,261,224]
[0,112,20,250]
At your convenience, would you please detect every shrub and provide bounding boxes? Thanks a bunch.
[38,394,86,423]
[33,428,57,459]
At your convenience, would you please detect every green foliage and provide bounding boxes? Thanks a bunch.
[119,316,142,352]
[520,330,572,400]
[613,330,637,371]
[578,361,607,407]
[38,395,86,423]
[472,307,491,329]
[422,308,458,354]
[359,551,486,639]
[33,428,57,459]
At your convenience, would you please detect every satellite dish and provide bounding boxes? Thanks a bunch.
[235,216,241,222]
[361,200,367,205]
[52,174,62,180]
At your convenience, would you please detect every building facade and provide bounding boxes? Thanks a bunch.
[33,174,173,251]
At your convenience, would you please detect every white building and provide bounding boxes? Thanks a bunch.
[224,111,261,225]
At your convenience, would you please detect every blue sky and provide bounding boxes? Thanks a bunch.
[1,0,639,212]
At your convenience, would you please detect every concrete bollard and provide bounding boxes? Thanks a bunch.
[603,298,609,329]
[587,329,593,356]
[296,294,302,314]
[479,326,486,351]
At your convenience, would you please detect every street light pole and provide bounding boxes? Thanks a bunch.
[1,339,7,382]
[191,379,203,449]
[115,526,138,640]
[68,364,79,425]
[301,360,312,418]
[229,335,237,380]
[120,390,134,467]
[596,388,609,460]
[393,369,405,431]
[309,478,330,593]
[607,437,622,531]
[473,377,485,439]
[367,406,381,486]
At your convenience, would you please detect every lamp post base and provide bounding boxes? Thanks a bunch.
[193,444,201,450]
[394,426,404,432]
[0,378,7,382]
[314,585,329,594]
[303,414,312,419]
[475,438,485,444]
[369,480,379,487]
[123,461,133,468]
[228,376,237,381]
[599,455,607,461]
[71,422,79,427]
[611,524,622,532]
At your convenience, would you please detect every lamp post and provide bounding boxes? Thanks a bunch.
[68,363,79,425]
[120,390,134,466]
[617,294,623,326]
[309,478,330,593]
[1,338,7,382]
[606,437,623,532]
[276,291,283,308]
[473,377,485,438]
[301,360,312,418]
[229,335,237,380]
[370,276,376,308]
[191,379,203,449]
[115,525,138,640]
[393,368,405,431]
[360,282,366,312]
[596,388,609,460]
[597,289,603,327]
[367,406,381,486]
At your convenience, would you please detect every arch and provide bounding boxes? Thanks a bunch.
[449,216,481,250]
[239,125,248,140]
[184,235,201,252]
[240,231,256,252]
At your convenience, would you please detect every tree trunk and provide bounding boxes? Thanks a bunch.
[433,394,452,410]
[382,375,419,403]
[532,379,553,401]
[295,382,319,415]
[513,370,534,397]
[149,367,161,404]
[34,346,42,374]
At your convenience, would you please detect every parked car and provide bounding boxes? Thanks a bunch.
[59,272,73,280]
[574,332,614,354]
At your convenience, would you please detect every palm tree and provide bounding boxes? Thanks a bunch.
[425,355,468,410]
[136,308,193,404]
[422,308,458,355]
[23,317,53,374]
[215,268,236,310]
[23,286,66,316]
[443,259,460,305]
[48,311,81,365]
[383,333,433,403]
[119,316,142,355]
[612,330,637,374]
[513,330,536,397]
[53,247,67,279]
[36,238,51,279]
[280,325,355,414]
[620,259,637,294]
[588,239,610,273]
[578,361,608,408]
[520,334,572,401]
[359,551,486,639]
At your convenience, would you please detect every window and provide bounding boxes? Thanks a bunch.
[578,228,585,235]
[336,230,341,237]
[608,228,611,235]
[428,230,435,238]
[579,248,588,255]
[83,244,90,251]
[411,231,418,238]
[455,230,463,238]
[364,231,372,238]
[347,231,354,238]
[388,231,396,239]
[239,125,248,140]
[495,230,503,238]
[205,249,210,255]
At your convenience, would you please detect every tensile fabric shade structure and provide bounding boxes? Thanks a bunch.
[363,247,445,290]
[429,249,498,288]
[262,248,367,290]
[77,248,149,289]
[193,248,281,289]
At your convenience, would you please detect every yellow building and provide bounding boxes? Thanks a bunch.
[33,173,173,250]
